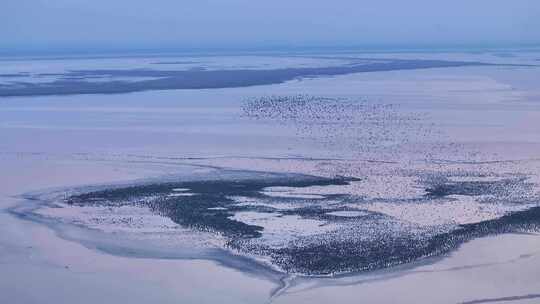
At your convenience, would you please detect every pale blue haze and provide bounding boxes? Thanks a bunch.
[2,0,540,54]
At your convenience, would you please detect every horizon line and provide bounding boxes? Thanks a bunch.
[2,43,540,59]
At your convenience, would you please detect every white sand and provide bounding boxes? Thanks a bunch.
[325,210,369,217]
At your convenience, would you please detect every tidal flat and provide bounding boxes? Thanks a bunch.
[1,50,540,303]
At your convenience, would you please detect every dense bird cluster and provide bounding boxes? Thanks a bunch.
[242,95,436,157]
[64,167,540,276]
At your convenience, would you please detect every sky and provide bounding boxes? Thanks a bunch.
[2,0,540,54]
